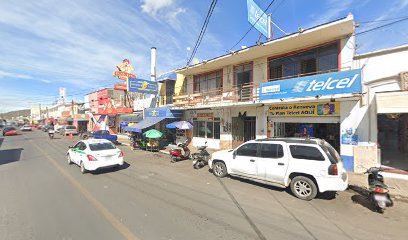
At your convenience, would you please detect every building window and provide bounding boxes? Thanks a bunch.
[180,77,187,95]
[268,42,338,81]
[193,70,222,93]
[234,63,252,86]
[193,118,220,139]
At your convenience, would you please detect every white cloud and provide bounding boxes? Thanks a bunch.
[306,0,354,28]
[165,7,187,29]
[0,70,32,79]
[141,0,174,16]
[40,79,52,84]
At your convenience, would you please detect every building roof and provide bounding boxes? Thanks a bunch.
[354,43,408,59]
[176,14,355,76]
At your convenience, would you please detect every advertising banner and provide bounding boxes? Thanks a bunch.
[127,78,158,94]
[268,102,340,117]
[260,69,362,100]
[247,0,268,37]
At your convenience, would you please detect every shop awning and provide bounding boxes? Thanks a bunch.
[157,72,176,82]
[123,117,166,132]
[376,91,408,113]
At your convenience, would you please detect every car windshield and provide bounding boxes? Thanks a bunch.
[320,141,342,164]
[66,126,76,129]
[89,142,116,151]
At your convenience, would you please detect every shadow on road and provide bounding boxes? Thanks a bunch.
[349,185,377,212]
[91,162,130,175]
[0,148,24,165]
[0,137,3,148]
[208,169,337,200]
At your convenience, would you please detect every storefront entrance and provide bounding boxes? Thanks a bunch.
[271,122,340,151]
[232,116,256,148]
[378,114,408,171]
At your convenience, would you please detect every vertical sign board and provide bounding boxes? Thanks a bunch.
[260,69,362,100]
[127,78,158,95]
[247,0,268,37]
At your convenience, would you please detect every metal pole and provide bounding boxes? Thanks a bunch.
[267,14,272,40]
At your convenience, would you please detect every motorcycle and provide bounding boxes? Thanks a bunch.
[364,167,393,213]
[169,140,190,162]
[48,129,55,139]
[79,130,91,140]
[192,142,210,169]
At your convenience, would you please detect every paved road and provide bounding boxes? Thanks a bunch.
[1,130,408,240]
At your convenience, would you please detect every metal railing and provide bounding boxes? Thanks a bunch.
[170,83,259,107]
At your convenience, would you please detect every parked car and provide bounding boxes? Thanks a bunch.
[2,127,18,136]
[60,125,78,136]
[66,139,124,173]
[20,125,32,131]
[90,130,118,143]
[209,138,348,201]
[54,125,66,133]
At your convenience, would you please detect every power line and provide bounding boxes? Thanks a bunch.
[228,0,276,51]
[358,15,408,24]
[356,16,408,36]
[187,0,218,66]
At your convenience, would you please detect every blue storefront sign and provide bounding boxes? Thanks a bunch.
[144,107,183,118]
[127,78,158,94]
[260,69,362,100]
[247,0,268,37]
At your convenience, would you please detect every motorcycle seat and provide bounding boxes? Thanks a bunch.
[371,180,387,188]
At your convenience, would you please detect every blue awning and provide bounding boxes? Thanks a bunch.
[157,72,176,82]
[123,117,166,132]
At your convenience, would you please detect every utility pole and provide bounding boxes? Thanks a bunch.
[71,99,74,118]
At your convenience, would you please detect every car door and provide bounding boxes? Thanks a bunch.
[288,144,328,177]
[75,142,88,164]
[70,142,82,163]
[230,143,259,176]
[256,142,289,184]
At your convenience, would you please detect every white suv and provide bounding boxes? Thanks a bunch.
[209,138,348,200]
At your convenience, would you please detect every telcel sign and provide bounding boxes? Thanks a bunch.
[260,69,362,100]
[247,0,268,37]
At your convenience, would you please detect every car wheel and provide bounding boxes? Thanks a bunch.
[290,176,318,201]
[80,162,87,174]
[67,154,72,165]
[213,162,227,178]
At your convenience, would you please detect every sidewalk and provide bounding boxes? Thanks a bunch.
[348,173,408,199]
[119,137,408,198]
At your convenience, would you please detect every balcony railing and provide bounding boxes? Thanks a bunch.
[170,83,259,108]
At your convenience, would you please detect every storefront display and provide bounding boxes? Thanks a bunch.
[267,102,341,151]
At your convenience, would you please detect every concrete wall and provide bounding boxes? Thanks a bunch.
[353,45,408,143]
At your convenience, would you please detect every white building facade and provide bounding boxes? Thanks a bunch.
[170,14,407,173]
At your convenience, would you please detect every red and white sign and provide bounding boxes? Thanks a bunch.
[113,59,136,81]
[114,83,127,90]
[98,99,132,115]
[113,71,136,80]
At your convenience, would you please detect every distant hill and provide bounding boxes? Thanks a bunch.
[0,109,30,120]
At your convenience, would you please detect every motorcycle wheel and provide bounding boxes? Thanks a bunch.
[376,206,385,214]
[82,135,89,140]
[170,155,177,163]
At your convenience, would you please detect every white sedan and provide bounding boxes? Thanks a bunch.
[66,139,124,174]
[20,125,32,131]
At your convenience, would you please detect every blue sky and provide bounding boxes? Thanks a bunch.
[1,0,408,112]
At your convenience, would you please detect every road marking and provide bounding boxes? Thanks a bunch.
[29,140,140,240]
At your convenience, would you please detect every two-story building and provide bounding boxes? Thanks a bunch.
[85,88,133,133]
[174,14,358,159]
